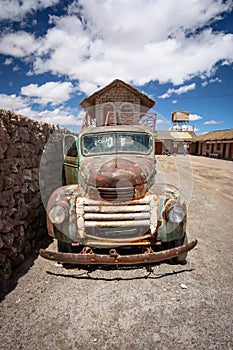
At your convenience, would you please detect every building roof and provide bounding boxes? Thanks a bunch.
[79,79,155,109]
[193,129,233,142]
[156,130,195,141]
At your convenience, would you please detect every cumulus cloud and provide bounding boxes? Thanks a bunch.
[204,120,224,124]
[0,31,38,57]
[0,0,232,94]
[0,92,80,126]
[0,93,29,109]
[201,77,222,87]
[34,108,81,125]
[159,83,196,99]
[4,58,13,65]
[21,81,75,105]
[189,114,203,121]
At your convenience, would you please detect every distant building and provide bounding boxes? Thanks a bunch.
[154,110,195,155]
[155,130,194,155]
[192,129,233,160]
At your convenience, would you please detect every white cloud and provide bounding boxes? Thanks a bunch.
[21,81,75,105]
[201,77,222,87]
[4,58,13,65]
[159,83,196,99]
[189,114,203,121]
[0,0,60,21]
[0,31,38,57]
[0,93,29,109]
[204,120,224,124]
[0,0,232,95]
[0,92,81,126]
[35,108,80,125]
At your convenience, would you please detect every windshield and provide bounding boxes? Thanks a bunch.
[81,132,152,155]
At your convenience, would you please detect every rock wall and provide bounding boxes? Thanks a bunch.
[0,109,70,287]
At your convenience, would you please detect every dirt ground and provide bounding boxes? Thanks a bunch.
[0,155,232,350]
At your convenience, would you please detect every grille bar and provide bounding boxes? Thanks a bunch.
[85,212,150,220]
[85,219,150,228]
[84,204,150,213]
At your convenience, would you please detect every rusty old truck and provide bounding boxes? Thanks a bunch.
[39,120,197,265]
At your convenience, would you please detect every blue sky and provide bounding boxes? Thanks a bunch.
[0,0,233,134]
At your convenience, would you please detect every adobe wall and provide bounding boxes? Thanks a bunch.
[0,109,67,287]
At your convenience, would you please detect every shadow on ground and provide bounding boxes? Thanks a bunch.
[46,263,194,282]
[0,236,52,302]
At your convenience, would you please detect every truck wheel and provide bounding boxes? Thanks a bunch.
[57,241,75,268]
[171,233,188,264]
[62,166,66,186]
[57,240,73,253]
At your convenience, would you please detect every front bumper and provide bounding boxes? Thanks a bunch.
[39,239,197,265]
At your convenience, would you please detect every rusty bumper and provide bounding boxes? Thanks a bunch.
[39,239,197,265]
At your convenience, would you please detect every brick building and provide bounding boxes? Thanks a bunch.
[79,79,155,128]
[192,129,233,160]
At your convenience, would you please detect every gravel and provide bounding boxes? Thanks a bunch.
[0,155,232,350]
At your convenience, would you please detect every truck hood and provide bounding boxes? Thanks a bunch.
[79,155,154,188]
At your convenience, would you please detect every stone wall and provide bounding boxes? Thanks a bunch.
[0,109,70,287]
[95,86,141,104]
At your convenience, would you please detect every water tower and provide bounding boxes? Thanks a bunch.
[171,111,190,131]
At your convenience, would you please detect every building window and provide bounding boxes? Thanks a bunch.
[216,143,221,151]
[102,103,115,125]
[120,103,135,124]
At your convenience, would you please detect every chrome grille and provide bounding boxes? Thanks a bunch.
[75,196,158,239]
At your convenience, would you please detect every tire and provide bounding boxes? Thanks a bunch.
[57,240,73,253]
[171,233,188,264]
[57,240,75,268]
[62,166,66,186]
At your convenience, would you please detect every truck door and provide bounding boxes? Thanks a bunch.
[63,135,79,185]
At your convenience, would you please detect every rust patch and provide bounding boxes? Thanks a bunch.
[39,239,197,265]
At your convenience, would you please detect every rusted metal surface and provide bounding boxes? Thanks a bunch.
[79,155,155,202]
[46,183,188,247]
[39,239,197,265]
[74,195,155,240]
[41,124,197,266]
[84,233,152,244]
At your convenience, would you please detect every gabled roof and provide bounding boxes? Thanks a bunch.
[193,129,233,141]
[79,79,155,109]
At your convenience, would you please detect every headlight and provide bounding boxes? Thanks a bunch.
[168,205,185,223]
[48,205,67,224]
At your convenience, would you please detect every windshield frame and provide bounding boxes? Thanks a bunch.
[81,131,153,156]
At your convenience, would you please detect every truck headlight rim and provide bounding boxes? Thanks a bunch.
[48,205,67,224]
[168,205,185,223]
